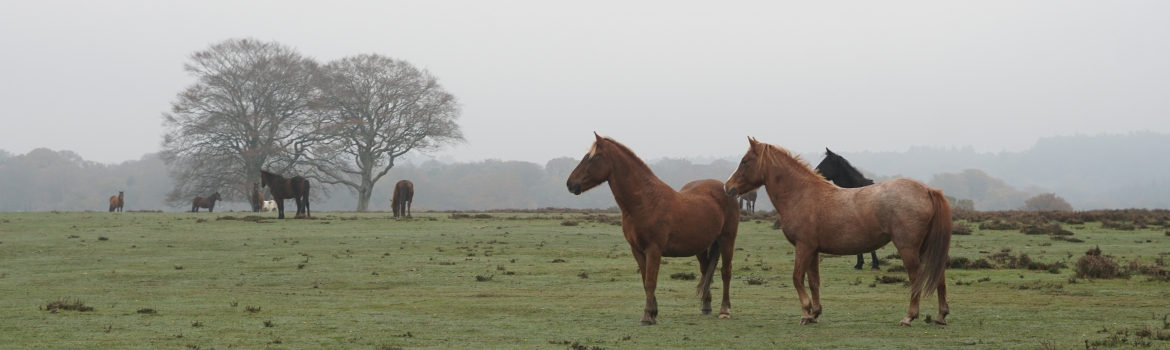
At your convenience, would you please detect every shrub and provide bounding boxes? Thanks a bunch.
[44,298,93,312]
[1022,193,1074,211]
[979,220,1020,230]
[1075,246,1122,279]
[952,223,973,235]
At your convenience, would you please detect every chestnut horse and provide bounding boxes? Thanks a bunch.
[724,138,951,326]
[260,170,311,219]
[567,133,739,326]
[250,182,265,212]
[392,180,414,218]
[108,191,124,212]
[814,148,880,270]
[191,192,222,212]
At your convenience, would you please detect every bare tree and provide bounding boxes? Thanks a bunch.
[160,38,318,205]
[304,54,463,211]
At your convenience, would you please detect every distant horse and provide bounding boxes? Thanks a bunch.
[567,133,739,325]
[250,182,265,212]
[260,170,311,219]
[191,192,222,212]
[392,180,414,218]
[738,190,757,213]
[725,137,951,326]
[814,148,880,270]
[108,191,124,212]
[261,200,277,212]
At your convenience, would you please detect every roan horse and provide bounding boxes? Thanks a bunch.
[191,192,222,212]
[566,133,739,326]
[738,190,757,213]
[724,138,951,326]
[108,191,124,212]
[392,180,414,218]
[260,170,311,219]
[250,182,266,213]
[814,148,880,270]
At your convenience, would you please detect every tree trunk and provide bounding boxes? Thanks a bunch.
[356,187,371,212]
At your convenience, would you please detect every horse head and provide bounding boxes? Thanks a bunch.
[566,132,616,195]
[725,137,769,196]
[260,170,278,189]
[814,148,844,182]
[210,192,222,201]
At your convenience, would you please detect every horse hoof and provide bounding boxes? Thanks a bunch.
[853,266,863,270]
[900,317,914,326]
[800,317,817,325]
[701,310,712,315]
[933,318,947,325]
[639,321,656,326]
[718,313,731,319]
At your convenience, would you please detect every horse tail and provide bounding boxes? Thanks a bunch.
[912,188,952,298]
[695,240,721,298]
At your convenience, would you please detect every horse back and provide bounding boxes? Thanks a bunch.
[645,179,737,256]
[805,178,935,254]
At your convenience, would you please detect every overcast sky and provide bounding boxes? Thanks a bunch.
[2,1,1168,164]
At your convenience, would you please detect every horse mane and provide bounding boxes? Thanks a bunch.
[591,137,652,170]
[757,143,830,184]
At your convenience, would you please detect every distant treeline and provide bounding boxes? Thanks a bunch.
[2,132,1168,212]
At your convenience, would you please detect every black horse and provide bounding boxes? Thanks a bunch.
[814,148,881,270]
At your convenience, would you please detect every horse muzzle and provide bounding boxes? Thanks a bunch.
[567,181,582,195]
[725,186,738,197]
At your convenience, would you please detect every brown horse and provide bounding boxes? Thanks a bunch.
[250,182,265,212]
[260,170,311,219]
[191,192,222,212]
[724,137,951,326]
[392,180,414,218]
[108,191,124,212]
[738,190,757,213]
[566,133,739,326]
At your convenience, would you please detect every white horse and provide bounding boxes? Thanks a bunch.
[261,200,278,212]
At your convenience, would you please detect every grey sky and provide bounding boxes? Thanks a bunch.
[2,1,1168,164]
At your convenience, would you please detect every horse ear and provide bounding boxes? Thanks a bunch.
[594,132,603,143]
[748,137,759,147]
[825,148,834,156]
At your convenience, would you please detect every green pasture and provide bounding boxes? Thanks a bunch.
[0,211,1167,349]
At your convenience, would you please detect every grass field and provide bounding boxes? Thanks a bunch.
[1,211,1168,349]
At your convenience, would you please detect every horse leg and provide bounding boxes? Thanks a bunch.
[293,196,304,219]
[808,251,823,322]
[871,251,880,270]
[695,253,713,315]
[935,271,950,325]
[718,236,734,319]
[276,200,285,219]
[897,248,922,326]
[631,249,659,325]
[639,246,662,326]
[405,201,410,218]
[793,245,817,325]
[854,254,864,270]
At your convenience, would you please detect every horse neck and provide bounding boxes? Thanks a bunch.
[763,158,833,218]
[605,149,673,215]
